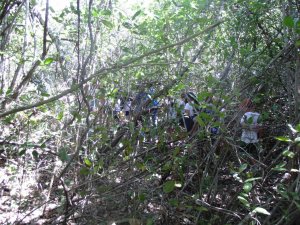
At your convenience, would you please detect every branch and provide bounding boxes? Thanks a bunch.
[42,0,49,57]
[0,20,224,118]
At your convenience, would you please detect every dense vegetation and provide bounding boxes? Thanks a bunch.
[0,0,299,224]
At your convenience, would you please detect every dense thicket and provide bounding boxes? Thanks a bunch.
[0,0,299,224]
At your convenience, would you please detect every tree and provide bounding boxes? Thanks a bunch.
[0,0,299,224]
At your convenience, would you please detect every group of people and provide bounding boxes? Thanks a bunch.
[92,88,262,153]
[112,90,225,138]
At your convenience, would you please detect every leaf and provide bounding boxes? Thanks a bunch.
[168,198,179,207]
[272,162,287,171]
[288,124,297,133]
[275,136,292,142]
[136,162,146,171]
[58,148,69,162]
[132,10,142,20]
[41,92,50,97]
[282,149,295,158]
[163,180,175,193]
[296,124,300,132]
[44,58,54,65]
[196,206,208,212]
[146,218,154,225]
[49,6,55,13]
[238,196,250,208]
[92,9,99,17]
[57,111,64,121]
[84,158,92,167]
[102,9,112,16]
[239,163,248,173]
[283,16,294,28]
[123,22,132,29]
[19,149,27,156]
[138,193,146,202]
[79,167,90,175]
[244,177,262,183]
[32,150,39,160]
[295,137,300,143]
[6,88,12,95]
[252,207,271,215]
[101,19,113,28]
[243,182,253,193]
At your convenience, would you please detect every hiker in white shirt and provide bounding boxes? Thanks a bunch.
[179,93,195,132]
[123,97,132,120]
[240,99,261,144]
[239,98,264,165]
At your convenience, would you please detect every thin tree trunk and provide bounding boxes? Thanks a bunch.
[43,0,49,58]
[295,47,300,123]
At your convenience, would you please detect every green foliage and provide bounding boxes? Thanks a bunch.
[0,0,299,224]
[283,16,294,28]
[243,182,253,193]
[252,207,271,216]
[275,136,292,142]
[58,148,69,162]
[272,162,287,172]
[101,19,114,29]
[42,58,55,66]
[163,180,175,193]
[238,195,250,208]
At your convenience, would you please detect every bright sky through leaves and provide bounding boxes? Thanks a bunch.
[49,0,154,12]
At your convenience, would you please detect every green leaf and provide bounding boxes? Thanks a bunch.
[132,10,142,20]
[272,162,287,171]
[19,149,27,156]
[6,88,12,95]
[49,6,55,13]
[3,114,15,124]
[92,9,99,17]
[146,218,154,225]
[43,57,54,65]
[58,148,69,162]
[295,137,300,143]
[79,167,90,175]
[57,111,64,121]
[40,143,46,148]
[238,196,250,208]
[239,163,248,173]
[84,158,92,167]
[101,9,111,16]
[275,136,292,142]
[168,198,179,207]
[296,124,300,132]
[136,162,146,171]
[101,19,113,28]
[252,207,271,215]
[282,149,295,158]
[243,182,253,193]
[163,180,175,193]
[41,92,50,97]
[123,22,132,29]
[196,206,208,212]
[138,193,146,202]
[244,177,262,183]
[32,150,39,160]
[283,16,294,28]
